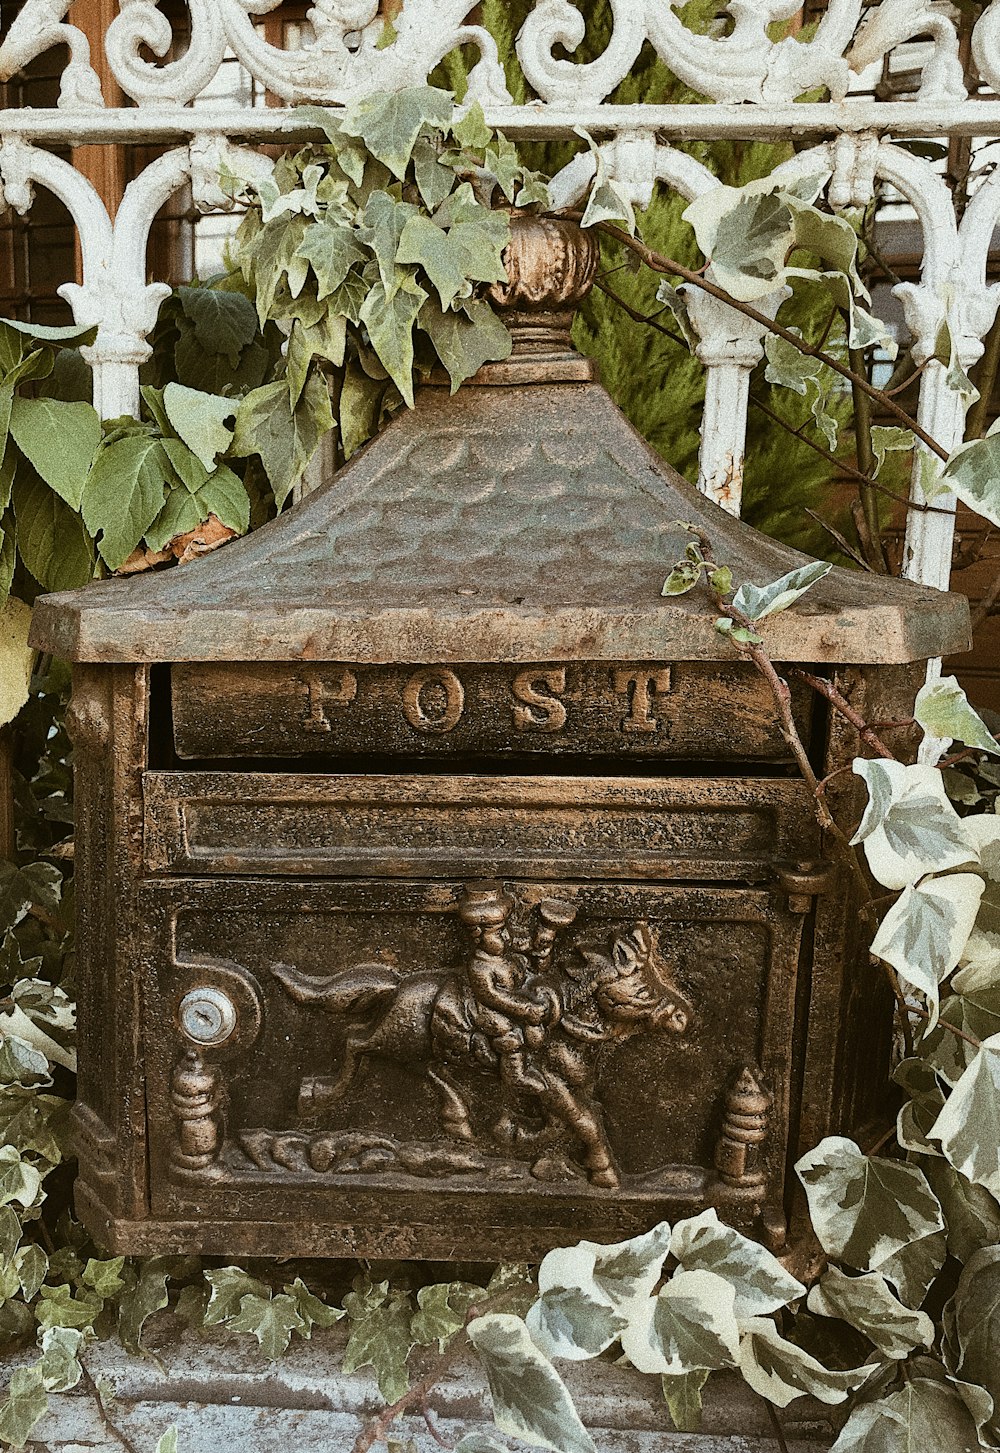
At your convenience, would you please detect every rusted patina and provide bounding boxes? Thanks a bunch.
[31,219,970,1260]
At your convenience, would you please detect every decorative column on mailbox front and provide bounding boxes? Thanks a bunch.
[32,216,968,1261]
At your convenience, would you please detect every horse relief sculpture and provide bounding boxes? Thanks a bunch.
[268,882,695,1189]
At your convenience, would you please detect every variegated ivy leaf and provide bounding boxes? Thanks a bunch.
[0,1145,42,1211]
[669,1209,804,1320]
[831,1376,990,1453]
[795,1137,944,1276]
[535,1222,672,1320]
[38,1325,85,1393]
[0,1366,48,1450]
[762,333,848,452]
[660,1368,710,1434]
[731,561,832,624]
[877,1229,948,1311]
[870,872,984,1027]
[915,675,1000,756]
[155,1430,179,1453]
[467,1314,597,1453]
[942,416,1000,529]
[870,426,915,478]
[851,758,978,891]
[893,1057,946,1157]
[525,1286,628,1363]
[929,1031,1000,1196]
[340,86,454,181]
[683,185,794,302]
[924,1157,1000,1263]
[619,1269,740,1376]
[737,1317,878,1409]
[943,1246,1000,1444]
[807,1267,933,1360]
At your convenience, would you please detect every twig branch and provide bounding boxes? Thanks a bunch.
[78,1361,142,1453]
[789,669,898,760]
[595,221,951,462]
[764,1398,791,1453]
[910,1004,982,1049]
[849,345,890,573]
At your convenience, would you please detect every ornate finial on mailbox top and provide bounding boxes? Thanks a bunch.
[478,212,601,381]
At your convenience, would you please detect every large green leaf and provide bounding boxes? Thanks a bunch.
[410,1281,481,1353]
[468,1313,596,1453]
[297,222,368,301]
[232,376,332,508]
[851,759,977,891]
[620,1269,740,1376]
[204,1266,270,1325]
[684,186,794,301]
[396,213,474,309]
[176,284,259,366]
[930,1032,1000,1196]
[796,1137,944,1277]
[13,471,95,590]
[807,1268,933,1359]
[943,429,1000,528]
[80,436,166,570]
[660,1369,710,1434]
[118,1256,173,1353]
[831,1376,987,1453]
[870,873,984,1027]
[8,397,101,510]
[923,1157,1000,1263]
[163,382,235,471]
[341,85,454,179]
[670,1209,804,1319]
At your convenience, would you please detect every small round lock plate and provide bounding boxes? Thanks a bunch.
[178,986,238,1047]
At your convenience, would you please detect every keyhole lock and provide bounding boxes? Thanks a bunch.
[178,986,238,1047]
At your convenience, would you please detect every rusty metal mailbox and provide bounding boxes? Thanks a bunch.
[31,228,969,1262]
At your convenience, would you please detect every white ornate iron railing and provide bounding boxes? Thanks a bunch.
[2,1,1000,597]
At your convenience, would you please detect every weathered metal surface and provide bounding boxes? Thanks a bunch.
[142,772,818,882]
[169,660,816,762]
[31,373,970,666]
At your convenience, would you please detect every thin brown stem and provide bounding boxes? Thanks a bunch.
[78,1361,143,1453]
[593,277,687,349]
[595,221,951,462]
[749,395,953,517]
[789,669,897,760]
[850,346,890,573]
[910,1005,982,1049]
[764,1399,791,1453]
[863,1122,899,1157]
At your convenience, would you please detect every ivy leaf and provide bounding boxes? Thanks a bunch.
[397,214,474,310]
[796,1137,944,1278]
[452,101,492,153]
[163,383,235,472]
[228,1292,307,1360]
[38,1325,85,1392]
[360,275,427,407]
[535,1223,672,1322]
[467,1314,597,1453]
[156,1429,179,1453]
[16,1243,48,1301]
[35,1283,103,1333]
[738,1318,877,1409]
[732,561,832,622]
[232,376,333,508]
[851,759,977,891]
[81,436,167,572]
[341,86,454,180]
[662,561,702,597]
[82,1255,126,1299]
[8,398,101,510]
[297,223,368,301]
[620,1269,740,1376]
[807,1268,933,1360]
[943,1246,1000,1443]
[915,674,1000,756]
[525,1286,628,1363]
[0,859,61,929]
[943,428,1000,528]
[282,1277,344,1336]
[0,597,34,733]
[832,1377,989,1453]
[924,1157,1000,1263]
[670,1210,804,1320]
[0,1029,49,1086]
[118,1256,173,1352]
[413,136,458,213]
[13,469,95,591]
[411,1281,481,1353]
[0,1366,48,1450]
[684,186,794,302]
[929,1032,1000,1197]
[661,1369,710,1433]
[870,873,984,1027]
[419,298,511,392]
[342,1278,415,1403]
[204,1266,271,1326]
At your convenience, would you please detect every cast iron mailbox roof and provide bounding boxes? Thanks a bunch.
[31,371,969,667]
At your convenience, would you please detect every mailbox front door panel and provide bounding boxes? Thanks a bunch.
[139,875,805,1258]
